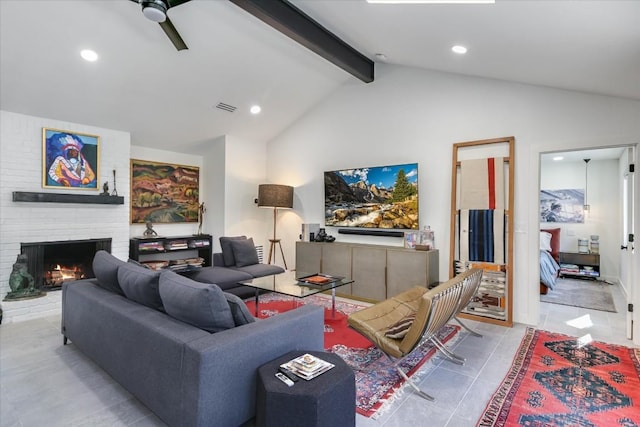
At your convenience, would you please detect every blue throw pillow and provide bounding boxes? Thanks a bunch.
[219,236,247,267]
[92,250,126,295]
[223,292,255,326]
[117,262,163,311]
[159,270,235,333]
[230,238,259,267]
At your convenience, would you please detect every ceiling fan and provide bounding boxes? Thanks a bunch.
[129,0,191,51]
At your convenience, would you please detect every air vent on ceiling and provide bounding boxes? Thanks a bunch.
[215,102,237,113]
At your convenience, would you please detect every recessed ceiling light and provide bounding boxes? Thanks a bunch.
[553,156,564,161]
[80,49,98,62]
[250,105,262,115]
[374,53,388,62]
[451,45,467,54]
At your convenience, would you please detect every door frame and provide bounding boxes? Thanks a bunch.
[528,140,639,346]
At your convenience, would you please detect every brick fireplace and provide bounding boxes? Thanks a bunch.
[21,238,112,291]
[1,110,131,323]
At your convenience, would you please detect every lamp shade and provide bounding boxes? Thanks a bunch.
[257,184,293,208]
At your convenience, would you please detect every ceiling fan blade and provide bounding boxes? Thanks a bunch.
[167,0,191,7]
[159,17,188,51]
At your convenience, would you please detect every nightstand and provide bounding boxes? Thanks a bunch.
[559,251,600,279]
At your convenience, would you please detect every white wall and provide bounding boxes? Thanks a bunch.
[540,159,620,281]
[223,135,272,259]
[185,135,271,254]
[0,110,130,322]
[200,136,226,253]
[265,64,640,326]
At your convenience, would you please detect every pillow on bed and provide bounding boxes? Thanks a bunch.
[541,227,561,260]
[540,231,553,252]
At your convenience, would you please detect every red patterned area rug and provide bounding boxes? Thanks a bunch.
[246,293,461,418]
[478,328,640,426]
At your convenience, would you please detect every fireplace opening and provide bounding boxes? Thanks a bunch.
[21,238,112,291]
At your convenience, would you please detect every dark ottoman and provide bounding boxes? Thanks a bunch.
[256,350,355,427]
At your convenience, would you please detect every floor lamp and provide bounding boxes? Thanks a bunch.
[257,184,293,269]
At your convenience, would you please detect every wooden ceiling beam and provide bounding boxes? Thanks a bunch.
[229,0,374,83]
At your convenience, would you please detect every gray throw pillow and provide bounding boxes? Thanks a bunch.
[230,238,259,267]
[159,270,235,333]
[117,262,163,311]
[223,292,255,326]
[92,250,126,295]
[219,236,247,267]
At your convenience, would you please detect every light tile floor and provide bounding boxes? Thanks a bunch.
[0,283,635,427]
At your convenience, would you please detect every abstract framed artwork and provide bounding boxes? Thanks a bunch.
[130,159,200,224]
[42,128,100,189]
[540,188,585,223]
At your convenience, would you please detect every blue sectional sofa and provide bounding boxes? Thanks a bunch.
[187,253,283,299]
[186,236,285,299]
[61,251,324,427]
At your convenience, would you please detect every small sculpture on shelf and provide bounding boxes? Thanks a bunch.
[143,222,158,237]
[197,202,206,235]
[100,181,110,196]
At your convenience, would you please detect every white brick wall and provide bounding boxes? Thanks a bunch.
[0,110,131,323]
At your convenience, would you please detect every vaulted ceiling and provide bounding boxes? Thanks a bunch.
[1,0,638,152]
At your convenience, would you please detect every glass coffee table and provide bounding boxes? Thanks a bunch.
[238,271,354,319]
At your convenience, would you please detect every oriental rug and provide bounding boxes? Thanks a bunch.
[245,293,461,418]
[477,328,640,426]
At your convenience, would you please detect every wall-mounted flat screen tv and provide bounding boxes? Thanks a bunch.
[324,163,419,229]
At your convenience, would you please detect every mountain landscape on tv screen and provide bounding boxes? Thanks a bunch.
[324,163,418,229]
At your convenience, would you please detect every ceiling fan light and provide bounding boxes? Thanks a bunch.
[142,1,167,23]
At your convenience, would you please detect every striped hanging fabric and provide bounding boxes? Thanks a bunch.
[459,157,505,210]
[459,209,505,264]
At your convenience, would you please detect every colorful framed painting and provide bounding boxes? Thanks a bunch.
[42,128,100,189]
[130,159,200,224]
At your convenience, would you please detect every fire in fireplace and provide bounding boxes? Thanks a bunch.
[45,264,86,287]
[21,238,112,290]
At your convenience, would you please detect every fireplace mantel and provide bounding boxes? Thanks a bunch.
[13,191,124,205]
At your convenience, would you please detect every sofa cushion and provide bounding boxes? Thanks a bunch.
[230,238,259,267]
[117,262,163,311]
[223,292,255,326]
[92,250,126,295]
[159,270,235,333]
[233,263,285,278]
[220,236,247,267]
[188,266,253,290]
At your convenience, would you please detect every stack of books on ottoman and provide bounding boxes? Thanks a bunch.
[280,354,334,380]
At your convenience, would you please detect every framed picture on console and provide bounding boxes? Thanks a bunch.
[130,159,200,224]
[42,128,100,190]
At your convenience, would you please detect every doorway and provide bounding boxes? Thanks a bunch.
[538,146,636,344]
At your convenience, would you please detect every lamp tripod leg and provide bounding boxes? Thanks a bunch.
[267,240,276,265]
[277,240,288,269]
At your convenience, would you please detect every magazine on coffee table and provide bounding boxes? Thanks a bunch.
[297,273,344,289]
[280,353,335,380]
